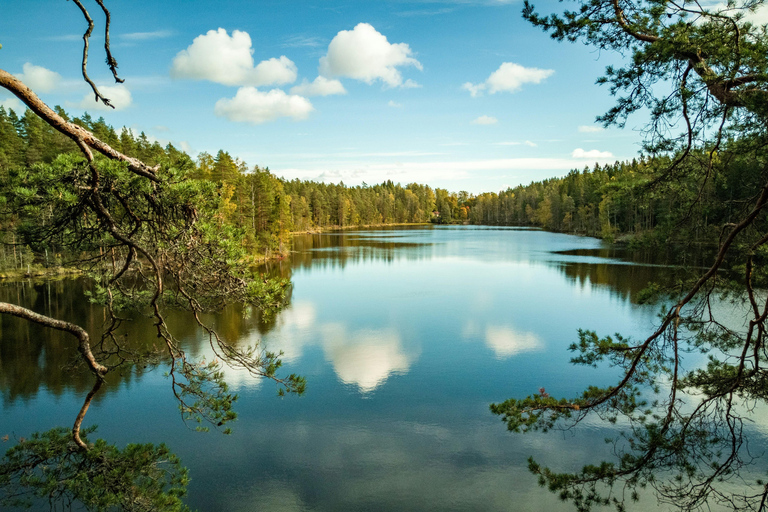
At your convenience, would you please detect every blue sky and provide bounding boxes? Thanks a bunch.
[2,0,660,193]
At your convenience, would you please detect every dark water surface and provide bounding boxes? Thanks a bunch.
[0,226,754,511]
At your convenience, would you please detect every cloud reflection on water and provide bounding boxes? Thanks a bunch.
[463,319,544,360]
[321,325,411,392]
[484,326,543,359]
[257,301,414,393]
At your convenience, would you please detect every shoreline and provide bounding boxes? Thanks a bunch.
[289,222,431,235]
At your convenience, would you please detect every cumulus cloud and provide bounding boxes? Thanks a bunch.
[471,115,498,125]
[15,63,61,93]
[463,62,554,96]
[319,23,422,88]
[78,84,132,111]
[578,125,604,133]
[290,76,347,96]
[214,87,314,124]
[572,148,614,159]
[253,56,299,85]
[171,28,297,87]
[388,100,402,108]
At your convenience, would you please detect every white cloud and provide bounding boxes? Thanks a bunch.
[171,28,297,87]
[487,63,553,93]
[463,62,554,96]
[46,34,83,43]
[572,148,614,159]
[214,87,314,124]
[280,157,618,175]
[273,156,623,190]
[290,76,347,97]
[471,115,498,125]
[578,125,604,133]
[388,100,402,108]
[0,96,23,112]
[283,35,324,48]
[15,63,61,93]
[461,83,485,97]
[78,84,132,111]
[121,30,173,41]
[253,56,299,85]
[319,23,422,88]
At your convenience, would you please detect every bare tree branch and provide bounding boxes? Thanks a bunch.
[0,302,107,377]
[69,0,116,108]
[93,0,125,84]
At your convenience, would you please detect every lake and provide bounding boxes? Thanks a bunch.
[0,225,749,511]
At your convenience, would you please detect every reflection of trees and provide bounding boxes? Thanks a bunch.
[287,230,433,271]
[0,279,107,402]
[555,246,717,304]
[0,278,287,403]
[554,246,715,267]
[557,261,676,303]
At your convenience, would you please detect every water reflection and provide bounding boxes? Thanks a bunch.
[0,279,283,401]
[0,227,675,401]
[321,325,411,392]
[288,228,435,273]
[254,302,413,393]
[0,279,139,403]
[483,326,543,359]
[259,226,673,397]
[3,226,707,512]
[283,226,682,307]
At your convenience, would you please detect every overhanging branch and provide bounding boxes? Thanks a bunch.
[0,69,160,181]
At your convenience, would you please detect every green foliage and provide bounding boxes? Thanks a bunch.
[0,427,190,512]
[283,178,436,229]
[170,348,305,433]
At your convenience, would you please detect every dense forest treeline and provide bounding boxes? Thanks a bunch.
[0,106,440,270]
[456,144,764,245]
[0,105,761,271]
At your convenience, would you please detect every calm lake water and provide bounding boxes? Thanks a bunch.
[0,225,757,511]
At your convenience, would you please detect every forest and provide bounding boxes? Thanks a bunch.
[0,105,440,270]
[1,103,757,275]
